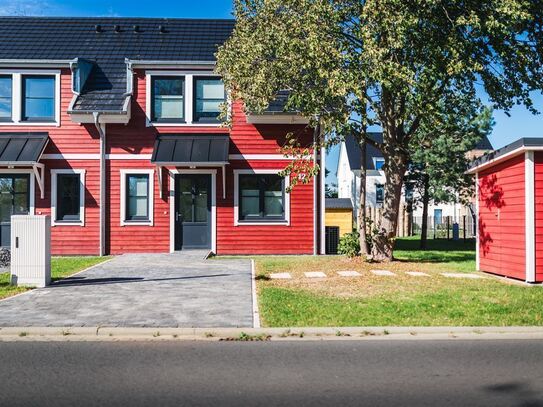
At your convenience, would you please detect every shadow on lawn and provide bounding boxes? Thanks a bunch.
[393,238,476,264]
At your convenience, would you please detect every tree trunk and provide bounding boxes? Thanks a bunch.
[370,144,407,261]
[357,139,370,255]
[420,173,430,250]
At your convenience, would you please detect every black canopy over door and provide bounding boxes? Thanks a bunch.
[175,174,211,250]
[0,174,30,247]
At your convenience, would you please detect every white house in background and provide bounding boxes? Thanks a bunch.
[336,133,493,223]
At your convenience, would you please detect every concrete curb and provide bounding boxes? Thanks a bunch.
[2,326,543,341]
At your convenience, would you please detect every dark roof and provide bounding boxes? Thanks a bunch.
[344,133,383,171]
[469,137,543,172]
[151,134,229,164]
[0,17,235,112]
[325,198,353,209]
[475,135,493,151]
[0,132,48,163]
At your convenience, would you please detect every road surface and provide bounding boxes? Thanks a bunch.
[0,339,542,406]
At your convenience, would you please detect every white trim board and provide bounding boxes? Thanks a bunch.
[119,169,155,227]
[232,169,291,226]
[525,151,536,283]
[169,168,217,254]
[50,169,86,226]
[41,153,308,162]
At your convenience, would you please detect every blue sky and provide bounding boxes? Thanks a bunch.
[2,0,542,181]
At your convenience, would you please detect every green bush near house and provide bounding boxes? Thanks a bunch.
[337,231,360,258]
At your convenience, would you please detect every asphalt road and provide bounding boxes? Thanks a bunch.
[0,339,542,407]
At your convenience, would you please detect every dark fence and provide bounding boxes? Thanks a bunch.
[411,215,476,240]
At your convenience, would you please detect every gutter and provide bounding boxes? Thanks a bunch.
[93,112,107,257]
[127,59,216,69]
[0,59,72,68]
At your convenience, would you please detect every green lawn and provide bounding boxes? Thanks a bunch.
[256,237,543,327]
[0,256,110,300]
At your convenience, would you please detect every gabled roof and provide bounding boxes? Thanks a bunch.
[0,17,235,112]
[344,133,383,171]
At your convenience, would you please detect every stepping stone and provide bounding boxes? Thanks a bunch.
[304,272,327,278]
[270,273,292,279]
[406,271,430,277]
[441,273,483,279]
[337,271,361,277]
[371,269,395,276]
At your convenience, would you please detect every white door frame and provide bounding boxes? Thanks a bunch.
[0,169,36,215]
[169,168,217,253]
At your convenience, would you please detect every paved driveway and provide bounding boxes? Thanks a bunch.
[0,252,254,328]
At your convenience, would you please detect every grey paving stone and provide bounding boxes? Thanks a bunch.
[371,269,395,276]
[270,273,292,279]
[405,271,430,277]
[0,251,253,328]
[337,271,361,277]
[441,273,483,279]
[304,272,327,278]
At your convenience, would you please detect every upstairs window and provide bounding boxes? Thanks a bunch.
[151,76,185,122]
[374,158,385,170]
[193,77,225,123]
[22,75,55,122]
[239,174,285,222]
[376,184,384,204]
[0,75,12,121]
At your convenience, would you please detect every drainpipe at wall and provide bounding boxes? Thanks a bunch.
[93,112,106,256]
[312,119,322,255]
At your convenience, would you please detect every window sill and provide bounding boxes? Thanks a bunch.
[52,220,84,227]
[235,220,289,226]
[147,121,222,128]
[121,220,153,227]
[0,121,59,127]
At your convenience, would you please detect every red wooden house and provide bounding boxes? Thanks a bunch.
[0,17,325,256]
[467,138,543,283]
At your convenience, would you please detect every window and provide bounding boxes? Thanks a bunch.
[376,184,384,204]
[51,170,85,226]
[151,76,185,122]
[0,75,12,121]
[238,174,285,222]
[193,77,225,123]
[374,158,385,170]
[120,170,154,226]
[22,75,55,121]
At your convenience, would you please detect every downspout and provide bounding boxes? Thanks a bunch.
[312,118,321,255]
[94,112,106,256]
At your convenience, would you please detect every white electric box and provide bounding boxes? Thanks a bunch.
[10,215,51,288]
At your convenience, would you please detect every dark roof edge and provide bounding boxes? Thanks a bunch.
[467,137,543,174]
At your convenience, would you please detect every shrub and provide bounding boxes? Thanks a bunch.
[338,231,360,257]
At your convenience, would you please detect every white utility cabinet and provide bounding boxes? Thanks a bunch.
[10,215,51,288]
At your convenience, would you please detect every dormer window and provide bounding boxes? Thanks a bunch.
[146,71,226,126]
[0,75,12,121]
[22,75,55,122]
[151,76,185,122]
[374,158,385,170]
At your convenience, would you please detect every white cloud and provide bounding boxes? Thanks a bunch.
[0,0,55,16]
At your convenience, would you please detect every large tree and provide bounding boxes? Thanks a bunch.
[217,0,543,261]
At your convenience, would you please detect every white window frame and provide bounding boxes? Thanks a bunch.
[145,70,226,127]
[0,69,61,126]
[233,169,290,226]
[120,169,154,226]
[0,169,35,215]
[51,169,85,226]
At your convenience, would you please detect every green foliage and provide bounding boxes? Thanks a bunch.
[217,0,543,259]
[337,231,360,257]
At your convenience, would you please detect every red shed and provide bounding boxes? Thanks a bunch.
[467,138,543,283]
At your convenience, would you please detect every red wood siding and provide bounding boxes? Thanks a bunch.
[2,68,317,255]
[534,152,543,282]
[478,154,526,279]
[36,159,100,255]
